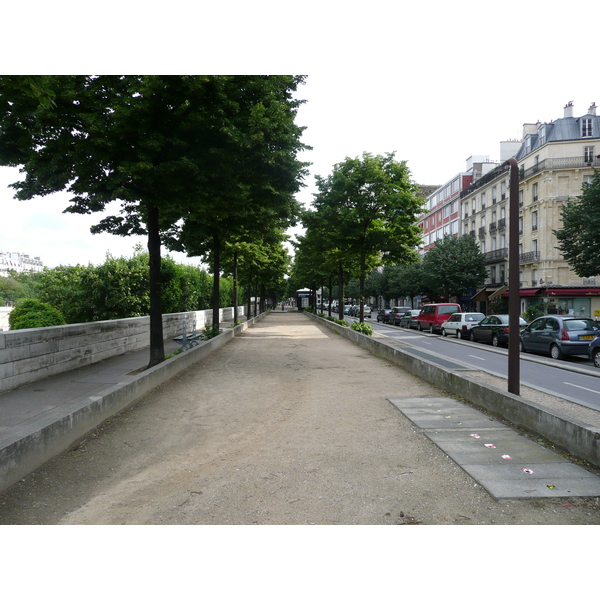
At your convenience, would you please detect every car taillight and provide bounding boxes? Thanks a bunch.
[561,329,569,341]
[462,325,467,330]
[502,327,509,333]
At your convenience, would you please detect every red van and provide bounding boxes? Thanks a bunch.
[416,303,462,334]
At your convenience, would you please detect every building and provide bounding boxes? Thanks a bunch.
[0,252,44,277]
[418,156,506,256]
[462,101,600,318]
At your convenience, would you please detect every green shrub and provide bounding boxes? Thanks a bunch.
[351,321,373,336]
[9,299,66,330]
[333,318,349,327]
[203,324,222,339]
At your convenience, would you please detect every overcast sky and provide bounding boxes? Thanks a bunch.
[1,1,595,271]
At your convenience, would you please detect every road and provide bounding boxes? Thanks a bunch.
[350,315,600,412]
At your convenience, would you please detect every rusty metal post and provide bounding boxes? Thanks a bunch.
[506,157,520,395]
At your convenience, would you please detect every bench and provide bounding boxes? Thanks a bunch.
[172,322,204,350]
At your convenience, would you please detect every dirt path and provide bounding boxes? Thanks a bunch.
[1,311,598,525]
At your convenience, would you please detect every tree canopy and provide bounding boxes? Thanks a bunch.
[305,152,423,320]
[554,170,600,277]
[0,76,308,364]
[421,234,487,300]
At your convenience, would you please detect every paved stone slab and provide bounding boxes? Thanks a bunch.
[389,396,600,499]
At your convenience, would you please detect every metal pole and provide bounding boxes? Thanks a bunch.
[506,157,520,395]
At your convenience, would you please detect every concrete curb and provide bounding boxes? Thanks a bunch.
[0,312,267,493]
[306,312,600,467]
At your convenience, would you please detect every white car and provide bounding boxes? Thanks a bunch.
[441,312,485,339]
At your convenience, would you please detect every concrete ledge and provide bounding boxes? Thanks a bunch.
[0,311,266,493]
[307,312,600,467]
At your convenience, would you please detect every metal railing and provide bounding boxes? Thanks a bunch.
[519,251,540,264]
[484,248,508,263]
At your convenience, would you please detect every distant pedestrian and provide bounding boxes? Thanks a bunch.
[281,303,285,311]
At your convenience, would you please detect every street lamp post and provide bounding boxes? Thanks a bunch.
[506,157,520,395]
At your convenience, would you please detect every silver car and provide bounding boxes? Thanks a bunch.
[519,316,600,360]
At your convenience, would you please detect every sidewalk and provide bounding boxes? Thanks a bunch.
[0,318,248,493]
[0,311,599,525]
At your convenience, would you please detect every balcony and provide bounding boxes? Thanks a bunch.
[478,226,487,238]
[519,251,540,264]
[484,248,508,263]
[521,155,600,181]
[497,217,506,230]
[489,222,497,233]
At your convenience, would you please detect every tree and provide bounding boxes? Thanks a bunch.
[554,170,600,277]
[167,76,309,331]
[9,299,66,330]
[421,234,487,300]
[0,76,308,366]
[312,152,424,321]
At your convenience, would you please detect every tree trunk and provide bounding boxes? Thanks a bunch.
[338,261,344,320]
[359,250,366,323]
[328,275,333,317]
[212,233,220,334]
[147,203,165,368]
[233,249,239,325]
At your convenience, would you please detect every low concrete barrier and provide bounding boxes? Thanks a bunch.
[0,311,266,493]
[307,313,600,467]
[0,307,244,394]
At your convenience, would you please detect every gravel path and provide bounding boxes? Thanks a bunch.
[1,311,598,525]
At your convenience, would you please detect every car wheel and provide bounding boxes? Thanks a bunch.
[550,344,564,360]
[491,334,499,347]
[593,349,600,368]
[456,330,462,339]
[442,328,447,336]
[418,323,423,331]
[470,331,476,342]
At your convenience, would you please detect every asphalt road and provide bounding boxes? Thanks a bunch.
[348,315,600,411]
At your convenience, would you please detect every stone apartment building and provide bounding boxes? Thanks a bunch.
[460,101,600,318]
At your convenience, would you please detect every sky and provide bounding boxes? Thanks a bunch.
[1,2,596,272]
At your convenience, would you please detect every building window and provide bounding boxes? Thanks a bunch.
[532,211,538,232]
[481,214,486,227]
[519,216,523,235]
[584,146,595,163]
[472,198,476,213]
[519,189,524,207]
[532,239,538,253]
[481,192,486,209]
[492,237,497,251]
[480,240,486,253]
[492,186,497,203]
[499,266,505,283]
[532,182,538,203]
[491,266,496,284]
[501,181,506,200]
[582,118,593,137]
[500,234,506,249]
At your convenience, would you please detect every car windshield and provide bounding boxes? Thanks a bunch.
[565,319,599,331]
[465,313,484,321]
[439,306,460,315]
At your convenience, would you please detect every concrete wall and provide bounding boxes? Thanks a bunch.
[0,307,244,394]
[0,311,265,493]
[307,313,600,467]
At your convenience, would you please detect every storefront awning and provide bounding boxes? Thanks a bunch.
[546,288,600,296]
[470,285,507,302]
[501,288,541,297]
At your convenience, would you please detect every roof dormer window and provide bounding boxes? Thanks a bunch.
[582,118,593,137]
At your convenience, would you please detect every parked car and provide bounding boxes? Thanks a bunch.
[519,316,600,360]
[589,336,600,368]
[362,306,372,318]
[389,306,412,326]
[343,305,352,315]
[441,312,485,339]
[469,314,528,347]
[416,303,462,333]
[377,309,392,323]
[399,309,420,328]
